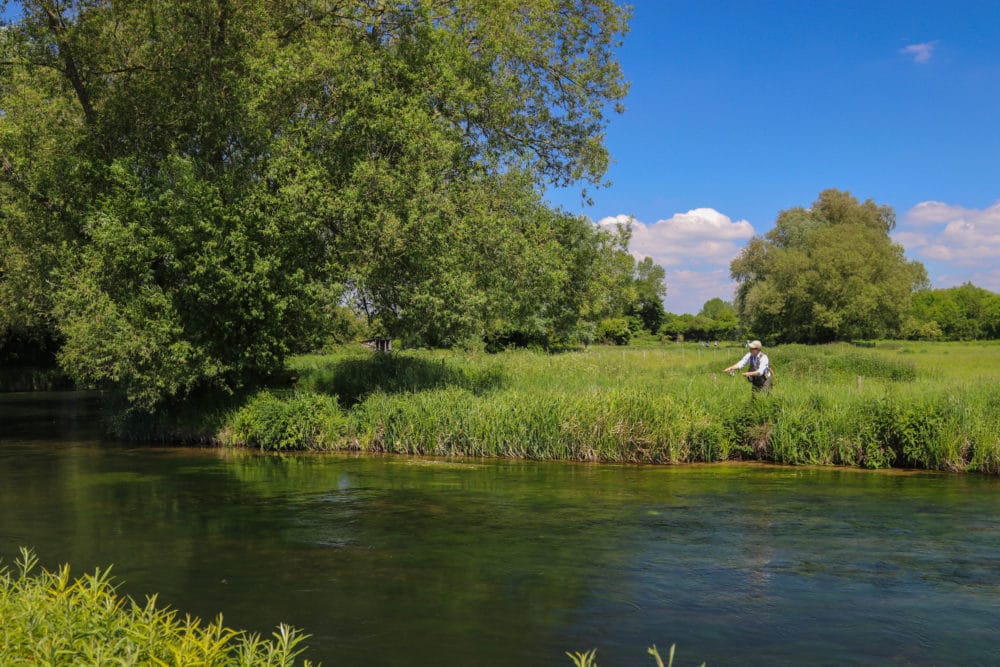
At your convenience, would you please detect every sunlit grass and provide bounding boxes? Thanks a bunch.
[238,341,1000,473]
[0,548,315,666]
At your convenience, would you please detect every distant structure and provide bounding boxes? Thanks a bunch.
[362,338,392,353]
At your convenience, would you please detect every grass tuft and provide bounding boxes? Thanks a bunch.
[0,548,316,666]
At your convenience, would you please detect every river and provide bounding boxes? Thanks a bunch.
[1,392,998,666]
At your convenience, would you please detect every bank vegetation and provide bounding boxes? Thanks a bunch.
[0,548,315,666]
[115,341,1000,475]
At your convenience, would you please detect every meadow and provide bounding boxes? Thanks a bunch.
[217,340,1000,474]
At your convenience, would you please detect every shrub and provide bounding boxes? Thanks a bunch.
[227,391,345,450]
[597,318,632,345]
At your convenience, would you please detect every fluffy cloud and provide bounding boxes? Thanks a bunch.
[597,208,755,314]
[597,208,754,267]
[897,200,1000,292]
[900,41,937,64]
[899,201,1000,264]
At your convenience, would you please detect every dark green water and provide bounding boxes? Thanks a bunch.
[1,393,999,666]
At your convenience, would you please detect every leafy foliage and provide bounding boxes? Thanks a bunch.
[597,317,632,345]
[53,157,329,409]
[625,256,667,333]
[661,298,741,341]
[227,391,345,450]
[0,0,631,407]
[906,283,1000,340]
[0,547,315,666]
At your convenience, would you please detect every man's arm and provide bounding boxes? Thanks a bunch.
[724,353,750,374]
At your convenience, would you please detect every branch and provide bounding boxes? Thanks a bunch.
[40,1,95,124]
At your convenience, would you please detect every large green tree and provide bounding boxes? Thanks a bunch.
[0,0,629,407]
[481,214,660,350]
[731,189,928,343]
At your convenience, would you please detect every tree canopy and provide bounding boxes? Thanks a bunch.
[0,0,631,408]
[730,189,928,343]
[905,283,1000,341]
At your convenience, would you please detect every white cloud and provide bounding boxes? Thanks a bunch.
[598,208,754,267]
[900,41,937,64]
[904,201,972,225]
[890,230,931,249]
[598,208,755,313]
[898,200,1000,269]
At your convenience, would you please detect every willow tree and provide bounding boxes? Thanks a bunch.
[0,0,630,408]
[730,189,928,343]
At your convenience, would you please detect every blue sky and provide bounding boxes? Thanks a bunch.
[547,0,1000,313]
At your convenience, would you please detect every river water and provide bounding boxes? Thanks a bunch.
[1,392,998,666]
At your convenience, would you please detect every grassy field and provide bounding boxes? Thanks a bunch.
[211,339,1000,474]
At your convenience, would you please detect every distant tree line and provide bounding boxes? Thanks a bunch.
[903,283,1000,341]
[659,298,741,343]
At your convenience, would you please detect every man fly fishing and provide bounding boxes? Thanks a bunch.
[724,340,772,392]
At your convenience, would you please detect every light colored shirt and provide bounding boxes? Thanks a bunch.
[734,352,770,377]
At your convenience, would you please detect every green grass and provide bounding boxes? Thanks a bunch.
[0,548,315,666]
[162,341,1000,473]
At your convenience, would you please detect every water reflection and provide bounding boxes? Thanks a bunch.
[1,393,999,666]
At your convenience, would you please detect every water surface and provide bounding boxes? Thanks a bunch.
[1,392,998,666]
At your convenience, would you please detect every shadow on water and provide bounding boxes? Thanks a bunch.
[0,391,106,441]
[306,354,505,406]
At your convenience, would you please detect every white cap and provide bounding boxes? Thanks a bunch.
[748,340,762,350]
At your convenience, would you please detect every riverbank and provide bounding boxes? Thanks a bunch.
[119,341,1000,474]
[0,365,73,393]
